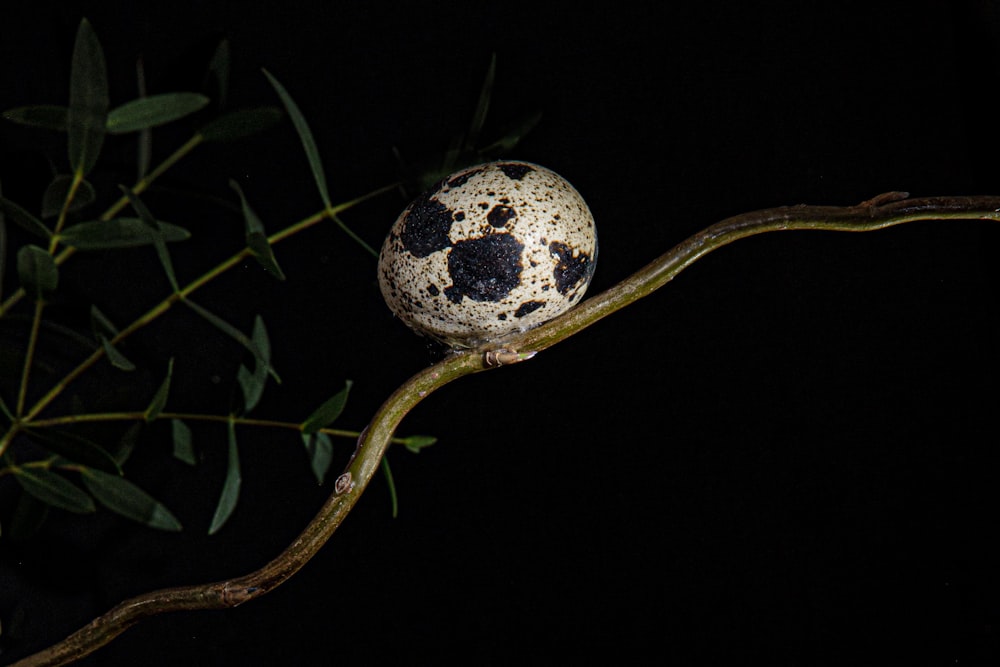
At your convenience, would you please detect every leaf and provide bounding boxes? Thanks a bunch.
[41,175,96,219]
[106,93,210,134]
[479,110,543,159]
[2,104,68,131]
[57,217,190,250]
[24,428,121,473]
[204,39,231,109]
[237,315,274,412]
[301,432,333,485]
[118,185,178,291]
[230,180,285,280]
[145,358,174,422]
[401,434,437,454]
[381,457,399,518]
[301,380,352,435]
[80,467,182,531]
[66,18,109,175]
[99,334,136,371]
[112,422,143,466]
[171,419,196,466]
[13,467,95,514]
[208,419,241,534]
[17,245,58,300]
[198,107,283,142]
[262,70,331,209]
[0,197,53,239]
[184,301,280,383]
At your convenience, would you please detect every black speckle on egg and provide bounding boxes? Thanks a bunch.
[487,204,516,228]
[400,193,454,258]
[514,300,545,318]
[444,233,524,304]
[427,283,440,296]
[549,241,594,295]
[499,163,533,180]
[447,168,483,188]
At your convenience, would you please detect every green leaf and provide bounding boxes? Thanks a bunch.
[381,456,399,519]
[301,380,352,435]
[230,180,286,280]
[106,93,210,134]
[237,315,274,412]
[204,39,231,110]
[99,334,136,371]
[57,217,190,250]
[301,432,333,485]
[24,428,121,473]
[118,185,178,291]
[80,467,182,531]
[171,419,196,466]
[112,422,142,466]
[2,104,68,131]
[67,18,109,175]
[41,175,96,219]
[17,245,58,300]
[262,70,331,209]
[0,197,53,239]
[401,434,437,454]
[13,467,95,514]
[479,110,543,159]
[208,419,241,534]
[184,301,280,383]
[198,107,283,142]
[145,358,173,422]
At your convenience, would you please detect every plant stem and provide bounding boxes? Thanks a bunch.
[15,193,1000,667]
[15,300,46,417]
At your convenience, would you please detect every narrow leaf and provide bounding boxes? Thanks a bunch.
[118,185,178,291]
[67,18,109,175]
[231,180,285,280]
[145,358,173,422]
[381,457,399,518]
[99,334,136,371]
[208,419,241,534]
[401,435,438,454]
[171,419,196,466]
[184,300,280,382]
[106,93,210,134]
[112,422,142,466]
[17,245,58,300]
[0,197,53,239]
[301,380,352,435]
[24,428,120,473]
[13,467,95,514]
[301,432,333,485]
[198,107,283,142]
[237,315,274,412]
[204,39,231,109]
[262,70,331,209]
[57,218,190,250]
[479,110,543,159]
[41,175,96,219]
[2,105,68,131]
[80,467,182,531]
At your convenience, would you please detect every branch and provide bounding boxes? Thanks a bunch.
[14,193,1000,666]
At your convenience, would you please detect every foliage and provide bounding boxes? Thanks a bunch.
[0,18,476,540]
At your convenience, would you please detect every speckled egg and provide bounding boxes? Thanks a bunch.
[378,161,598,347]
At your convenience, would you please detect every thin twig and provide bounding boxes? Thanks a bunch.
[13,193,1000,666]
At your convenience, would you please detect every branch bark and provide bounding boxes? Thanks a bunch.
[14,193,1000,666]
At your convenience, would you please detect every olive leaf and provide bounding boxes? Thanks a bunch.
[13,467,95,514]
[57,218,190,250]
[171,419,196,466]
[106,93,209,134]
[80,467,182,531]
[41,175,96,219]
[208,419,241,535]
[301,431,333,485]
[66,18,109,175]
[231,179,285,280]
[17,245,58,300]
[301,380,352,435]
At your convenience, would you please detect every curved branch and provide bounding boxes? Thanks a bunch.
[14,193,1000,666]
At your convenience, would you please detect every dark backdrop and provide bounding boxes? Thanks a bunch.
[2,1,999,665]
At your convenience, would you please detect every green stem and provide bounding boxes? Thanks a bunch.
[16,193,1000,667]
[15,300,46,417]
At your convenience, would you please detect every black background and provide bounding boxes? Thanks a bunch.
[2,1,1000,665]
